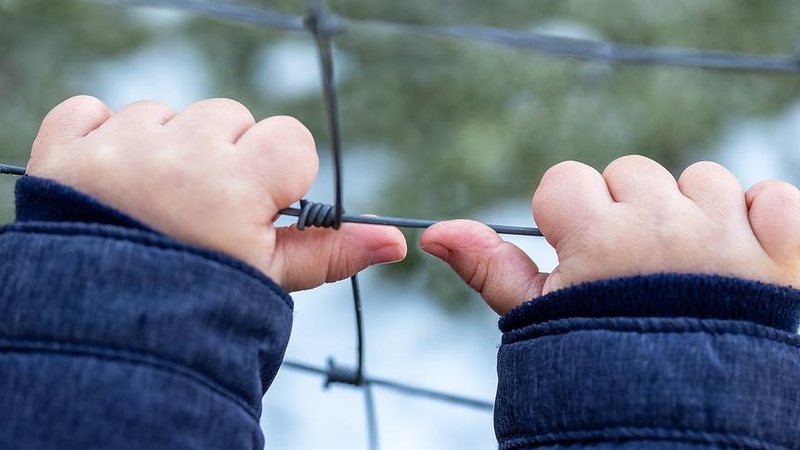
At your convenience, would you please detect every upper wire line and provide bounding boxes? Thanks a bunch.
[103,0,800,75]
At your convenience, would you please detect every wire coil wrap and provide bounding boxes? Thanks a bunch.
[296,200,342,230]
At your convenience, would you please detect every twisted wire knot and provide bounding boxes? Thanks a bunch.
[304,0,345,38]
[296,200,342,230]
[324,357,363,388]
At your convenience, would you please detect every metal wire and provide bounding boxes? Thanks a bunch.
[3,1,798,449]
[357,20,800,74]
[364,384,379,450]
[305,2,374,447]
[350,275,366,385]
[102,0,800,75]
[0,165,542,236]
[282,360,493,411]
[283,202,542,236]
[306,0,345,229]
[0,164,26,176]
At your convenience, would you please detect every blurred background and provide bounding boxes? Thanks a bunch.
[1,1,799,449]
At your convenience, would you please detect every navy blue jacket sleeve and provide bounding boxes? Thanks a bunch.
[7,177,800,450]
[0,176,292,450]
[496,274,800,449]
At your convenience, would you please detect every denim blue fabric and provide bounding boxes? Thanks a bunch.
[4,176,800,449]
[497,276,800,449]
[1,177,293,449]
[15,176,153,231]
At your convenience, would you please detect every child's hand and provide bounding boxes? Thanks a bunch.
[421,155,800,314]
[27,96,406,291]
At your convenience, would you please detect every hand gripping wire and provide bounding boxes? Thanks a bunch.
[0,165,542,237]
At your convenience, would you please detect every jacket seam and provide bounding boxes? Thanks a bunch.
[0,223,292,309]
[501,317,800,349]
[0,336,260,422]
[499,426,790,450]
[498,274,800,334]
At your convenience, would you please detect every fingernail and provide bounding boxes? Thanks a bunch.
[372,244,403,265]
[421,242,450,262]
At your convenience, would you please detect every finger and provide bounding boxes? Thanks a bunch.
[168,98,256,142]
[745,180,800,269]
[420,220,546,315]
[32,95,112,158]
[272,223,407,292]
[678,161,746,219]
[532,160,613,250]
[106,100,176,127]
[602,155,679,203]
[236,115,319,210]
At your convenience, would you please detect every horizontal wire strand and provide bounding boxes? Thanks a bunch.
[281,205,542,236]
[282,360,494,411]
[0,166,542,236]
[357,20,800,74]
[0,164,26,176]
[101,0,800,74]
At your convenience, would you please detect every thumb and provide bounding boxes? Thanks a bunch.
[272,223,407,292]
[420,220,546,315]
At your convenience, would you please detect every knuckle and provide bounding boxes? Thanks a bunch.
[603,154,657,177]
[606,154,651,169]
[35,96,111,152]
[262,115,318,175]
[535,160,585,200]
[747,180,800,208]
[534,159,601,208]
[203,98,254,119]
[43,95,109,128]
[62,95,109,113]
[678,161,730,184]
[542,160,584,180]
[755,179,798,195]
[758,180,800,205]
[271,115,315,149]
